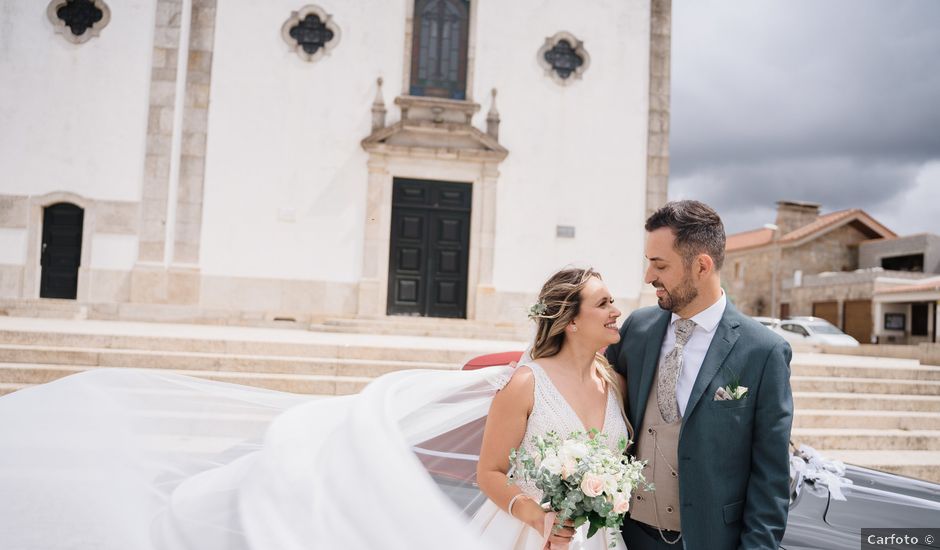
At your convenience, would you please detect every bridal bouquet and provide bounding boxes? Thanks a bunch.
[509,430,647,542]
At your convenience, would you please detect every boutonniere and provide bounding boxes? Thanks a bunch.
[714,366,748,401]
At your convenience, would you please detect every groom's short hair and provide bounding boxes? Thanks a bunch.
[645,200,726,270]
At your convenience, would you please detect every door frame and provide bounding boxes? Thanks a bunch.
[24,192,95,301]
[357,156,499,321]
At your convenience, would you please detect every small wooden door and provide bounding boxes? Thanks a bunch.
[812,301,839,326]
[843,300,873,343]
[40,203,84,300]
[912,302,929,337]
[387,178,471,318]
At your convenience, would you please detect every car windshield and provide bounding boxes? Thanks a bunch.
[808,322,843,335]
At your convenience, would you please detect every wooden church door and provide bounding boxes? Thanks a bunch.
[387,178,471,318]
[39,203,84,300]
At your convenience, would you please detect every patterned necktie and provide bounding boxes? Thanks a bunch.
[657,318,696,423]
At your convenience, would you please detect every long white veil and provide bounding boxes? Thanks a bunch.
[0,361,520,550]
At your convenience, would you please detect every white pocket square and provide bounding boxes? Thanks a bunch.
[713,387,733,401]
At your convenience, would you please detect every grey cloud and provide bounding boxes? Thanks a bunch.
[670,0,940,236]
[671,158,919,234]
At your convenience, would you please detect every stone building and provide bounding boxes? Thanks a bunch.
[725,200,939,344]
[872,276,940,344]
[725,201,895,319]
[0,0,671,326]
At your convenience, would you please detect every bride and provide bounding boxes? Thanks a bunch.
[473,267,632,549]
[0,267,632,550]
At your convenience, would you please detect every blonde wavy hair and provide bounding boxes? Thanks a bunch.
[529,267,630,437]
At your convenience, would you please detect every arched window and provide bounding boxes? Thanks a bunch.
[410,0,469,100]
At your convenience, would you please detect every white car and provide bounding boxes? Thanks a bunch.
[753,316,781,330]
[774,316,860,347]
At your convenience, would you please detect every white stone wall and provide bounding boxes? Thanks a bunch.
[0,0,156,203]
[0,229,28,266]
[477,0,651,299]
[1,0,655,319]
[199,0,402,283]
[200,0,652,302]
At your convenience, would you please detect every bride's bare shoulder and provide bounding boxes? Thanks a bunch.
[502,364,535,392]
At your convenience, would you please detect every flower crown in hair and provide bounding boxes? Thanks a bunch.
[528,300,548,320]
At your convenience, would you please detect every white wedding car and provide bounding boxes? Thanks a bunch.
[773,316,860,347]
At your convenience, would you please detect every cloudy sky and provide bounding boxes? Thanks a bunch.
[670,0,940,237]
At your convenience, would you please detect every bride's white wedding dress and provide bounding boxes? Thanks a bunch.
[0,360,628,550]
[472,362,630,550]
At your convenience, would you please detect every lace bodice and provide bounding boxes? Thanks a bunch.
[496,361,632,500]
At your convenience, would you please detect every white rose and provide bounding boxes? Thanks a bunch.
[580,473,605,497]
[731,386,748,399]
[602,474,619,495]
[561,440,589,460]
[541,455,563,476]
[613,492,630,514]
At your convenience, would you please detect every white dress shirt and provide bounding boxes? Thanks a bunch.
[658,291,727,417]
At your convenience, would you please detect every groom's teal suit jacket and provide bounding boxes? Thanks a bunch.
[606,301,793,550]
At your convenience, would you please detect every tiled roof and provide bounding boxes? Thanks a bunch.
[779,209,858,242]
[725,228,774,251]
[725,208,896,252]
[877,277,940,295]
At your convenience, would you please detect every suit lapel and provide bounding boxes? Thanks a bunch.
[681,304,742,425]
[632,310,671,431]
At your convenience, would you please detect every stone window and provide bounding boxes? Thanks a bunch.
[537,32,590,85]
[281,5,341,62]
[409,0,470,100]
[46,0,111,44]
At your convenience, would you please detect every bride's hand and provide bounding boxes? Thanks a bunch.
[514,502,575,549]
[544,515,575,549]
[512,497,547,532]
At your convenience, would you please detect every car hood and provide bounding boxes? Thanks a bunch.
[814,334,860,346]
[842,465,940,506]
[783,450,940,550]
[824,466,940,531]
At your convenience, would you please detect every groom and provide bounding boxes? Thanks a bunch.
[606,200,793,550]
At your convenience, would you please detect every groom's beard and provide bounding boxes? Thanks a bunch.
[654,274,698,313]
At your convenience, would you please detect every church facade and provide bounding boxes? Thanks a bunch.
[0,0,670,325]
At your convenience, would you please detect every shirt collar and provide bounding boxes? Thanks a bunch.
[670,291,727,333]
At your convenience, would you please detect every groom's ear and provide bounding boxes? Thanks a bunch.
[694,253,715,279]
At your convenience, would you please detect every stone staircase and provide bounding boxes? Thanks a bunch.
[0,318,500,398]
[0,318,938,482]
[789,353,940,482]
[309,315,532,341]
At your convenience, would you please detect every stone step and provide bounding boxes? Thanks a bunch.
[0,364,372,396]
[793,409,940,430]
[0,344,457,377]
[0,382,30,396]
[792,428,940,451]
[315,316,530,341]
[790,362,940,381]
[793,392,940,412]
[790,376,940,396]
[0,329,501,364]
[0,363,85,384]
[822,450,940,484]
[794,352,922,369]
[308,323,528,341]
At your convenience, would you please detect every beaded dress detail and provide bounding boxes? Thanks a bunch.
[513,362,631,499]
[473,361,632,549]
